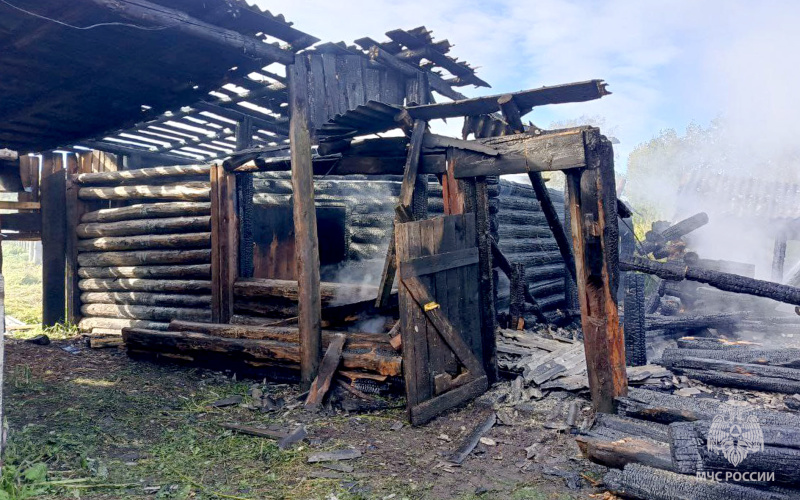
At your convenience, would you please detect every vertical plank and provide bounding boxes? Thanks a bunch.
[307,54,328,128]
[40,153,66,327]
[289,55,323,390]
[65,154,85,326]
[362,57,382,102]
[210,164,222,322]
[440,216,464,371]
[421,217,457,377]
[397,220,431,407]
[473,178,497,382]
[321,53,342,117]
[566,130,627,413]
[219,170,238,323]
[344,55,366,109]
[442,148,465,215]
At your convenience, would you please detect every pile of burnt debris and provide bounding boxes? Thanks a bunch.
[490,207,800,499]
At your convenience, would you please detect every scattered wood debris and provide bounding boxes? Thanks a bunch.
[449,412,496,464]
[307,449,362,463]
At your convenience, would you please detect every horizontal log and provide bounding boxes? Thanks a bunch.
[77,232,211,251]
[676,337,761,350]
[228,153,446,175]
[679,368,800,394]
[77,317,168,332]
[78,182,210,201]
[78,264,211,279]
[406,80,609,120]
[121,329,402,376]
[616,387,800,427]
[75,165,210,185]
[621,256,800,306]
[604,463,791,500]
[81,292,211,308]
[77,216,210,238]
[82,304,211,322]
[81,202,211,223]
[79,279,212,293]
[451,128,589,178]
[660,347,800,367]
[643,312,746,332]
[233,279,382,306]
[77,249,211,267]
[575,435,675,472]
[671,419,800,484]
[89,0,297,64]
[168,321,391,350]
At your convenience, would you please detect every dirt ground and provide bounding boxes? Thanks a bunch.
[2,335,609,500]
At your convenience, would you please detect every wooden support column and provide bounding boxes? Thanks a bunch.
[442,148,466,215]
[65,154,86,326]
[289,55,322,390]
[772,230,787,283]
[41,153,66,327]
[210,164,238,323]
[565,130,627,412]
[473,177,498,382]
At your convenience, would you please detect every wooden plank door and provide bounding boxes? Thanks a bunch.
[396,214,488,425]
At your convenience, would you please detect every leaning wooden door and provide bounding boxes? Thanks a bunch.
[396,214,488,425]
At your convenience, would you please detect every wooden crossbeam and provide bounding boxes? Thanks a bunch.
[407,81,610,121]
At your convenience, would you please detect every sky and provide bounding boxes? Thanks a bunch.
[257,0,800,172]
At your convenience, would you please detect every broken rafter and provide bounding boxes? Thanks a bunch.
[406,81,610,121]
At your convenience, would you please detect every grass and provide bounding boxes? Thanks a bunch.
[3,243,42,326]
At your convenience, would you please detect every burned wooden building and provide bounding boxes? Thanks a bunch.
[1,0,627,426]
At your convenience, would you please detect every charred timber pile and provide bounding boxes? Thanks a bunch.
[572,387,800,499]
[75,165,212,335]
[621,257,800,306]
[121,320,402,380]
[658,340,800,394]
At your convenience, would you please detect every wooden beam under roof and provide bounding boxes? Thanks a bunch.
[406,80,610,121]
[91,0,296,65]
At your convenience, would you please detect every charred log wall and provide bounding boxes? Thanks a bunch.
[494,180,567,325]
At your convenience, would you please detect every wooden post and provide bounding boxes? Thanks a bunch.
[289,55,322,390]
[41,153,66,327]
[565,129,627,412]
[210,165,238,323]
[442,149,466,215]
[772,230,787,283]
[236,116,255,278]
[473,177,497,382]
[65,154,86,326]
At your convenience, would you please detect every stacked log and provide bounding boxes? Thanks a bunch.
[573,387,800,498]
[75,166,212,334]
[121,321,402,378]
[659,341,800,394]
[494,181,567,324]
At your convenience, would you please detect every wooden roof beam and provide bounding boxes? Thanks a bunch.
[91,0,296,65]
[406,80,610,121]
[367,46,468,101]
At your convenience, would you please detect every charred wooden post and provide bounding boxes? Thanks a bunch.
[289,55,323,390]
[565,129,627,412]
[490,239,547,323]
[509,262,526,330]
[474,178,498,382]
[210,164,238,323]
[772,230,787,283]
[41,153,67,326]
[621,256,800,306]
[624,273,647,367]
[236,116,255,278]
